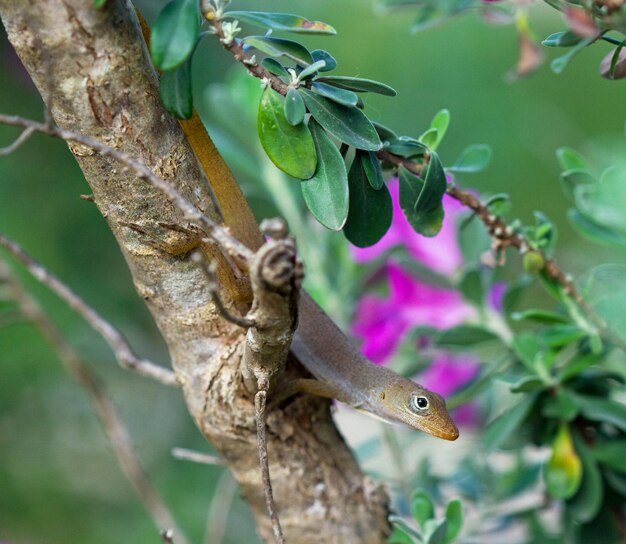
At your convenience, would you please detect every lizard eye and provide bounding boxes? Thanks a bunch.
[410,395,429,412]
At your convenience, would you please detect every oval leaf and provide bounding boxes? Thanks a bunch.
[484,396,535,451]
[315,75,397,96]
[300,88,381,151]
[311,82,359,107]
[242,36,313,66]
[311,49,337,72]
[284,88,305,126]
[261,57,288,77]
[448,144,492,173]
[415,153,446,217]
[399,166,444,237]
[160,56,193,119]
[301,121,349,230]
[258,87,316,179]
[360,150,384,190]
[150,0,199,71]
[410,490,434,529]
[225,11,336,35]
[343,157,392,247]
[444,500,463,544]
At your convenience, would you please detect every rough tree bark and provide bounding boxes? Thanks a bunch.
[0,0,390,542]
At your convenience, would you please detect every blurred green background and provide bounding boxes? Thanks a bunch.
[1,1,624,542]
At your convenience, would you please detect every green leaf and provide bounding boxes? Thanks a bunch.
[343,157,392,247]
[388,516,422,543]
[575,167,626,233]
[360,150,384,190]
[297,60,327,81]
[373,121,398,144]
[569,432,603,523]
[556,147,589,171]
[425,519,448,544]
[459,269,484,308]
[448,144,492,173]
[160,55,193,119]
[314,75,397,96]
[560,169,596,200]
[593,440,626,473]
[510,376,545,393]
[311,49,337,72]
[258,87,316,179]
[436,325,499,348]
[415,153,446,216]
[301,120,349,230]
[224,11,336,35]
[398,166,444,237]
[545,425,583,499]
[284,88,305,126]
[550,38,594,74]
[542,389,579,421]
[150,0,199,71]
[386,138,427,159]
[311,82,358,107]
[568,209,626,248]
[484,396,535,451]
[299,88,381,151]
[585,264,626,342]
[242,36,313,66]
[443,500,463,544]
[608,41,626,79]
[571,394,626,432]
[411,489,434,529]
[484,193,511,216]
[542,30,582,47]
[93,0,108,8]
[261,58,288,77]
[511,309,569,324]
[424,108,450,151]
[418,128,439,149]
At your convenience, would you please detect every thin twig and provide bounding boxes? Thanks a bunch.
[0,233,178,386]
[192,251,256,328]
[255,377,285,544]
[208,22,626,351]
[171,447,224,466]
[0,126,35,156]
[204,469,238,544]
[0,261,189,544]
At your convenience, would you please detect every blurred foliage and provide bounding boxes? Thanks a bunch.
[2,0,626,543]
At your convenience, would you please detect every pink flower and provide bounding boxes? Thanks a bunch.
[351,179,463,277]
[352,263,476,363]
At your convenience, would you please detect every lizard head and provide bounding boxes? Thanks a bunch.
[379,379,459,441]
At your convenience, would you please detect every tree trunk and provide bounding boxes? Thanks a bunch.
[0,0,390,541]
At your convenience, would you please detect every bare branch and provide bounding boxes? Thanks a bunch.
[0,126,35,156]
[255,383,285,544]
[0,233,178,386]
[171,447,224,466]
[0,261,188,544]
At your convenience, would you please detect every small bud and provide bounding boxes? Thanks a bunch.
[523,251,545,275]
